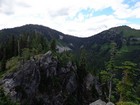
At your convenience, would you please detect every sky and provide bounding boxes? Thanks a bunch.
[0,0,140,37]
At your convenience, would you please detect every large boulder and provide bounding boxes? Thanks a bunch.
[89,100,115,105]
[106,102,115,105]
[89,99,106,105]
[84,73,94,90]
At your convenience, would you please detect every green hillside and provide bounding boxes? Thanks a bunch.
[0,25,140,105]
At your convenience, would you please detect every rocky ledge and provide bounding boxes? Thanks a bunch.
[1,51,107,105]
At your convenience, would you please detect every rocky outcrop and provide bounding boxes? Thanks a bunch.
[2,60,40,103]
[89,99,106,105]
[1,51,103,105]
[106,102,115,105]
[89,100,115,105]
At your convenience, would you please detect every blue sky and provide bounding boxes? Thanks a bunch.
[0,0,140,37]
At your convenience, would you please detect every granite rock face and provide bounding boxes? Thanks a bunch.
[89,100,115,105]
[106,102,115,105]
[89,99,106,105]
[1,51,103,105]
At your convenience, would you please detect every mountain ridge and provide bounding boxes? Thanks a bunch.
[0,24,140,69]
[0,24,139,48]
[1,24,139,38]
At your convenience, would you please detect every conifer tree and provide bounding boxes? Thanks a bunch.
[1,47,6,71]
[50,39,56,53]
[100,42,117,101]
[108,42,117,101]
[77,49,87,105]
[117,61,137,101]
[17,39,21,57]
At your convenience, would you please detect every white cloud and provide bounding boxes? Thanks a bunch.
[0,0,140,37]
[128,24,140,29]
[132,2,140,18]
[112,1,140,19]
[0,0,14,15]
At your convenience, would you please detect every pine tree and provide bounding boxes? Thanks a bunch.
[77,49,87,105]
[1,57,6,71]
[117,61,137,101]
[1,47,6,71]
[100,42,117,101]
[50,39,56,53]
[17,39,21,57]
[108,42,117,102]
[27,35,30,48]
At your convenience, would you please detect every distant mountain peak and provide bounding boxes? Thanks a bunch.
[110,25,132,30]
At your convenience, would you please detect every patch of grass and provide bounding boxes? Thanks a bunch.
[6,57,20,73]
[0,56,20,79]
